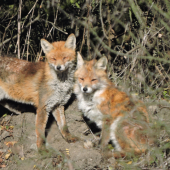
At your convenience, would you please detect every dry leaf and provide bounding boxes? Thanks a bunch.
[65,148,70,155]
[165,138,170,142]
[5,153,11,160]
[5,141,17,147]
[9,126,14,129]
[127,161,132,164]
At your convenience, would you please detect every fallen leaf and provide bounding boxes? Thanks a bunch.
[2,114,7,117]
[9,126,14,129]
[21,157,24,160]
[5,141,17,147]
[127,161,132,164]
[5,153,11,160]
[8,149,12,153]
[0,126,5,130]
[165,138,170,142]
[65,148,70,155]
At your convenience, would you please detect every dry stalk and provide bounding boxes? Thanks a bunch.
[17,0,22,59]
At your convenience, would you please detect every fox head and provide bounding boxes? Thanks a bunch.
[75,53,110,94]
[41,34,76,72]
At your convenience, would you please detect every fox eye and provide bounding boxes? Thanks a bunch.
[63,57,67,61]
[91,79,97,82]
[79,78,84,81]
[52,58,56,61]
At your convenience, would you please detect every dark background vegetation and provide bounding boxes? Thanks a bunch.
[1,0,170,169]
[1,0,170,97]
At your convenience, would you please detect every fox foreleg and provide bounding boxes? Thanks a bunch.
[52,105,79,143]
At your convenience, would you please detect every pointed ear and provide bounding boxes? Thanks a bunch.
[95,56,108,70]
[65,34,76,50]
[77,52,84,68]
[41,39,54,54]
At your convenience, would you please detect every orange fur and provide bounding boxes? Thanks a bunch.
[0,34,79,150]
[74,53,154,158]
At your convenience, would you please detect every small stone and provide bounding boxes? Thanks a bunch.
[83,140,93,149]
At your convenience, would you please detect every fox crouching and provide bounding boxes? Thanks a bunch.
[74,53,154,158]
[0,34,79,150]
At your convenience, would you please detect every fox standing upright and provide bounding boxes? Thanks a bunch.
[74,53,154,158]
[0,34,79,150]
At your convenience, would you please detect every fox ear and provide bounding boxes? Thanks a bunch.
[65,34,76,50]
[41,39,54,54]
[77,52,84,68]
[95,56,108,70]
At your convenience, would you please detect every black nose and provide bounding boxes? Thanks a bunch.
[83,87,88,92]
[57,65,61,70]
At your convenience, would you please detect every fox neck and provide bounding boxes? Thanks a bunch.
[56,68,70,82]
[82,92,94,102]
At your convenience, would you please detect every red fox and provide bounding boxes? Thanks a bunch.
[74,53,154,158]
[0,34,79,150]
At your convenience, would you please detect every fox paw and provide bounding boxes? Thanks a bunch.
[37,146,49,155]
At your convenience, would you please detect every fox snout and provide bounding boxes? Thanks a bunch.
[53,64,66,72]
[57,65,61,70]
[56,64,65,71]
[81,86,93,94]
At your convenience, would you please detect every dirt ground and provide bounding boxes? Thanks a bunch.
[0,96,170,170]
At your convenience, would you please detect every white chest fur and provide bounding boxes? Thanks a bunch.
[45,67,74,112]
[75,87,105,129]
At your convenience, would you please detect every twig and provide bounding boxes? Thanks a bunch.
[80,27,85,53]
[6,113,13,125]
[100,0,108,39]
[87,1,91,59]
[150,27,165,39]
[41,19,68,35]
[21,0,39,29]
[26,4,36,61]
[26,30,31,60]
[17,0,22,59]
[0,15,40,48]
[155,65,164,78]
[159,105,170,110]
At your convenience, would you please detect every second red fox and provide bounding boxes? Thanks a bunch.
[0,34,79,150]
[74,52,154,158]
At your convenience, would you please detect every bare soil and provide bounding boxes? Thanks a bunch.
[0,97,170,170]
